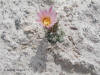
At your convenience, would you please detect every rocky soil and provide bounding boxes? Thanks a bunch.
[0,0,100,75]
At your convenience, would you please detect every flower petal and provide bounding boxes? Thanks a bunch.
[36,6,57,29]
[49,6,53,13]
[36,19,41,22]
[37,12,42,18]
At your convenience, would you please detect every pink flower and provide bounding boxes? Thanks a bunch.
[36,6,57,29]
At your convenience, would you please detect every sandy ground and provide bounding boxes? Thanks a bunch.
[0,0,100,75]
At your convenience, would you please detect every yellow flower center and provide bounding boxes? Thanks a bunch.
[42,17,51,26]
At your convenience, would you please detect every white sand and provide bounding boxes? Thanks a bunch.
[0,0,100,75]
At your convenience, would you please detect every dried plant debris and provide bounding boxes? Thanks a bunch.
[70,26,78,30]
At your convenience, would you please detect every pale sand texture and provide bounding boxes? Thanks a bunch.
[0,0,100,75]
